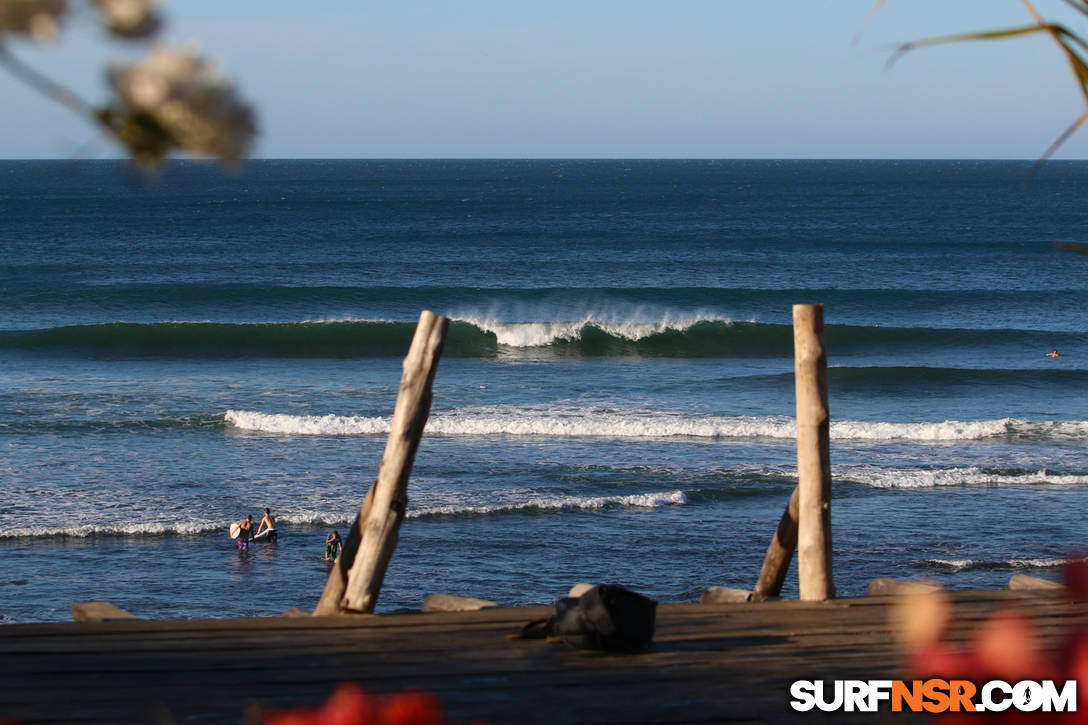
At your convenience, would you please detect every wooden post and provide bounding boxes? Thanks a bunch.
[314,310,449,615]
[341,310,449,613]
[752,485,798,600]
[312,487,373,615]
[793,304,834,601]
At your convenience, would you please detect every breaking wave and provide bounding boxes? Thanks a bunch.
[0,490,687,539]
[838,465,1088,489]
[922,558,1083,571]
[406,490,688,518]
[3,317,1082,358]
[224,409,1088,442]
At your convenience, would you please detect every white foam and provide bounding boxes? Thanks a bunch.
[840,466,1088,489]
[830,419,1016,441]
[1006,558,1076,568]
[457,312,722,348]
[225,408,798,438]
[832,419,1088,441]
[428,411,794,439]
[927,558,1078,570]
[225,408,1088,443]
[273,510,354,527]
[0,520,225,538]
[0,491,688,538]
[406,489,688,517]
[225,410,388,435]
[928,559,976,570]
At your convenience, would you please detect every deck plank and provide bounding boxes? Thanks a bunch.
[1,591,1083,724]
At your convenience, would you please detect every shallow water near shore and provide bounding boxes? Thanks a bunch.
[3,159,1088,622]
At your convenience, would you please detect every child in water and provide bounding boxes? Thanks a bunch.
[325,530,342,561]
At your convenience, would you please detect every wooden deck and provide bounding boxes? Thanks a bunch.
[2,590,1083,724]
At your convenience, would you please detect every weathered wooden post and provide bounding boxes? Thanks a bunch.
[313,310,450,615]
[793,304,834,601]
[313,489,372,615]
[752,486,798,600]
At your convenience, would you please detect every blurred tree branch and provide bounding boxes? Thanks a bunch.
[0,0,256,166]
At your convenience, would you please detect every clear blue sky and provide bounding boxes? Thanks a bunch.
[3,0,1088,158]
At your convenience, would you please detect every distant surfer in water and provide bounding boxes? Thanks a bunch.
[257,507,277,542]
[1047,349,1061,358]
[325,531,342,561]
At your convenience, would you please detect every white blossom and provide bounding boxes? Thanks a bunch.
[93,0,159,39]
[108,44,256,162]
[0,0,67,43]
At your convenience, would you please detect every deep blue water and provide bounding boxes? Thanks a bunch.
[2,159,1088,623]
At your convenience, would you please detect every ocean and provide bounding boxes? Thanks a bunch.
[2,158,1087,623]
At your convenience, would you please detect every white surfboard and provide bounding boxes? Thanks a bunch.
[229,522,241,539]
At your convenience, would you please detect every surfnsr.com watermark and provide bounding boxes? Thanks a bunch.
[790,679,1077,713]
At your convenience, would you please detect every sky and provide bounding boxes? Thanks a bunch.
[3,0,1088,159]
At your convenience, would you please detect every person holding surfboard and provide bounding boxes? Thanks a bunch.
[229,514,254,551]
[256,508,277,542]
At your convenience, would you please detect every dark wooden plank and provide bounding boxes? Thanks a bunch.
[1,592,1082,725]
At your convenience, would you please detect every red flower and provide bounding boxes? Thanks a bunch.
[898,562,1088,723]
[261,682,475,725]
[379,691,444,725]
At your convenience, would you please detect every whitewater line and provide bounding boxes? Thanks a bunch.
[0,490,689,539]
[224,409,1088,441]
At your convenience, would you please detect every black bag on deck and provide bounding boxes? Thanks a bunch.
[554,584,657,652]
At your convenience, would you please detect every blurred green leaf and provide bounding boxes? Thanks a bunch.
[877,0,1088,175]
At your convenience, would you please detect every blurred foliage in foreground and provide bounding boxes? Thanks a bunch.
[0,0,256,166]
[879,0,1088,170]
[896,562,1088,723]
